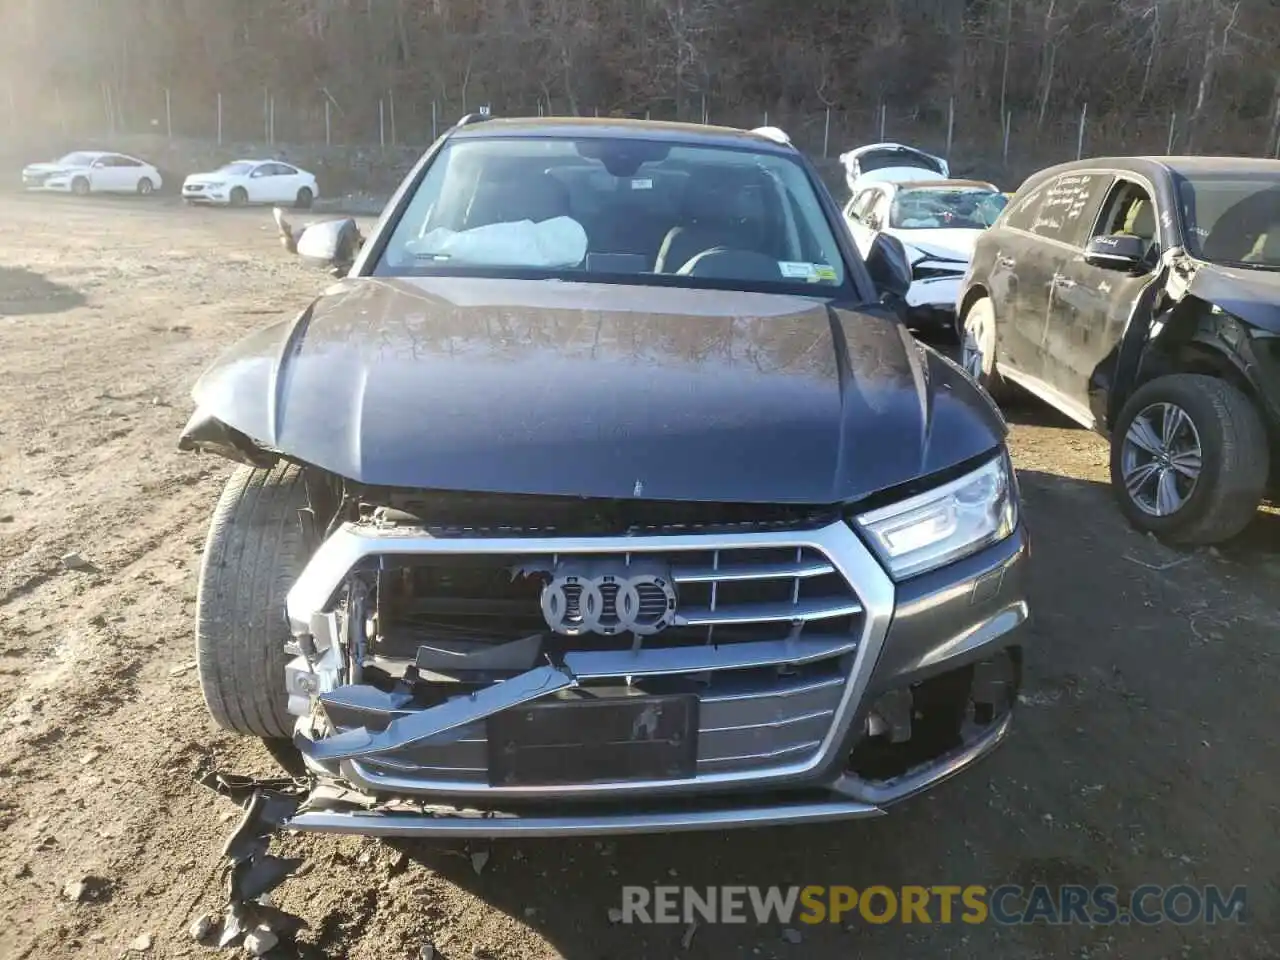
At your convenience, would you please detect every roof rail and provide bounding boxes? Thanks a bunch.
[456,105,493,128]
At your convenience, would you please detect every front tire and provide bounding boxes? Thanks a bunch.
[960,297,1014,403]
[294,186,314,210]
[195,464,310,739]
[71,177,91,197]
[229,186,248,207]
[1109,374,1268,545]
[136,177,154,196]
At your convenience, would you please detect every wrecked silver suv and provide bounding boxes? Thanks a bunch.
[181,116,1030,838]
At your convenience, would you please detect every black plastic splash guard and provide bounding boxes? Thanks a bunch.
[487,694,699,787]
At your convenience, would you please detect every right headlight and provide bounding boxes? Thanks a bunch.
[854,452,1018,580]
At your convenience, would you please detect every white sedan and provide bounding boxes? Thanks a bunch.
[22,151,163,196]
[182,160,319,208]
[843,178,1008,335]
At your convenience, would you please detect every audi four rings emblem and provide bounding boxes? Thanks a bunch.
[539,558,678,636]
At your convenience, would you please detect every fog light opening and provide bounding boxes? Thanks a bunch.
[847,647,1021,782]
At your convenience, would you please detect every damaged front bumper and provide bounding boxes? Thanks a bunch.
[275,516,1029,838]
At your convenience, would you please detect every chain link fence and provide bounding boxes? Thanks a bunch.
[6,83,1279,196]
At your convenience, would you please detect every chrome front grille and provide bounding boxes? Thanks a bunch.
[350,667,849,785]
[369,544,861,655]
[287,521,892,798]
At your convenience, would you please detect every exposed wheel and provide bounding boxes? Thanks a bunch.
[136,177,154,196]
[1109,374,1268,545]
[229,186,248,207]
[960,297,1014,403]
[71,177,91,197]
[195,463,310,738]
[294,186,314,210]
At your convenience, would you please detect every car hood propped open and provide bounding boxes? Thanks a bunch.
[185,276,1005,504]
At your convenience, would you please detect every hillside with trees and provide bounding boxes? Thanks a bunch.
[3,0,1277,167]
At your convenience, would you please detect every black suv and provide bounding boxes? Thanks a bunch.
[179,116,1029,839]
[959,156,1280,545]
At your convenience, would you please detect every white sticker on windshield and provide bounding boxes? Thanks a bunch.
[779,261,819,280]
[631,178,653,190]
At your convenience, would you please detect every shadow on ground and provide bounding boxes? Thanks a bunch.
[319,468,1278,960]
[0,266,85,317]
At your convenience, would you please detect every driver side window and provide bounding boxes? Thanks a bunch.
[1093,180,1160,265]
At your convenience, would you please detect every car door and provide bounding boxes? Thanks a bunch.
[86,156,116,191]
[993,171,1114,389]
[247,163,275,203]
[843,187,886,260]
[273,163,304,202]
[113,156,145,192]
[1041,176,1162,424]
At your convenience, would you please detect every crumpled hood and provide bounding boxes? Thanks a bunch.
[187,276,1006,504]
[1185,261,1280,334]
[896,229,983,266]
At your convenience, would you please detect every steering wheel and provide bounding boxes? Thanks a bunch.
[676,247,783,281]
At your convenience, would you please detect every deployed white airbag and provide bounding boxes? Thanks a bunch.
[406,216,588,268]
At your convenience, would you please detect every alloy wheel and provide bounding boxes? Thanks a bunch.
[1119,402,1204,517]
[961,311,988,380]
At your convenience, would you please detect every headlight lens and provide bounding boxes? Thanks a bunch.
[855,453,1017,579]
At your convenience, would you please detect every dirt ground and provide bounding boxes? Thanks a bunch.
[1,194,1277,960]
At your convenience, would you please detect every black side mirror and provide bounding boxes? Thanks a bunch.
[1084,234,1148,271]
[866,233,912,300]
[274,208,363,275]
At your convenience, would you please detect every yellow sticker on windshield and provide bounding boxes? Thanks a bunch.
[814,265,837,281]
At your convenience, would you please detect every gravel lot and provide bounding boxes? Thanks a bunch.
[1,194,1277,960]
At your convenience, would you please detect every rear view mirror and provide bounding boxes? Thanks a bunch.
[866,233,912,300]
[274,208,363,275]
[1084,234,1148,271]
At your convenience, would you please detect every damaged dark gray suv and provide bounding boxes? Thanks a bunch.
[180,116,1030,837]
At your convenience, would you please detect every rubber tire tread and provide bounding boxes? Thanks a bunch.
[1109,374,1269,545]
[195,463,308,738]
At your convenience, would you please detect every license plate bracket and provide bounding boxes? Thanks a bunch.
[487,694,698,787]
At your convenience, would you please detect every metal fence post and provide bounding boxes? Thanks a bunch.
[325,99,331,145]
[165,88,172,140]
[878,102,886,140]
[379,99,386,148]
[946,96,955,159]
[216,92,223,145]
[823,107,831,157]
[431,100,438,141]
[103,83,115,136]
[1076,102,1088,159]
[1002,110,1011,165]
[389,89,397,145]
[1167,111,1176,154]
